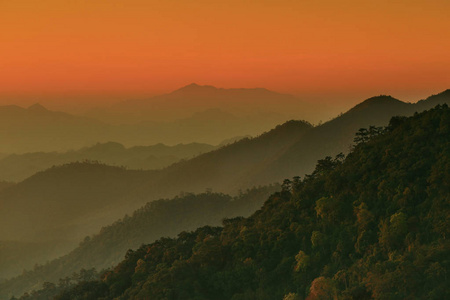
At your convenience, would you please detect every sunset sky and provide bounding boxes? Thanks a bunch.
[1,0,449,106]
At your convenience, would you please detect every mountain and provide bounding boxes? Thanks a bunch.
[86,84,316,124]
[134,91,450,195]
[30,104,450,300]
[0,142,215,182]
[1,91,448,292]
[0,186,278,299]
[0,120,311,284]
[250,91,450,185]
[0,163,155,243]
[148,120,313,194]
[0,118,311,246]
[0,104,108,153]
[1,91,448,260]
[0,102,287,153]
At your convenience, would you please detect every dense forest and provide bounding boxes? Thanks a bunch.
[0,186,278,299]
[15,105,449,299]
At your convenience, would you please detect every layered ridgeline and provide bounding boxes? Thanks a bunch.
[0,85,316,154]
[0,142,216,182]
[83,83,319,124]
[251,90,450,186]
[0,120,312,244]
[26,105,449,300]
[0,91,448,282]
[0,186,278,299]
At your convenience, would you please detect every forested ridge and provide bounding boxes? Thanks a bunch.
[1,186,277,299]
[17,105,449,299]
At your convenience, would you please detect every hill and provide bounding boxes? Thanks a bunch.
[0,119,312,242]
[0,101,291,153]
[0,163,155,243]
[0,186,278,299]
[36,104,449,300]
[136,90,450,194]
[0,104,107,153]
[85,84,318,124]
[0,142,215,182]
[251,91,450,185]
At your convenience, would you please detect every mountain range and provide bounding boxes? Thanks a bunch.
[0,89,448,299]
[10,102,450,300]
[0,142,216,182]
[0,85,320,154]
[84,83,319,124]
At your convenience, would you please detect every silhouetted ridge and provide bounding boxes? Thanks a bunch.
[417,89,450,107]
[84,142,126,153]
[349,95,405,112]
[171,83,218,94]
[27,103,48,112]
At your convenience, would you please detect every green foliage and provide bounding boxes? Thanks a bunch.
[2,186,277,300]
[19,105,450,299]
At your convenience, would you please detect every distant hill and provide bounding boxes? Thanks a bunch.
[0,120,311,242]
[25,104,450,300]
[85,83,316,124]
[0,163,155,243]
[0,186,278,298]
[0,104,108,153]
[0,102,287,153]
[0,142,215,182]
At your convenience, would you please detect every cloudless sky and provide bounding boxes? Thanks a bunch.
[0,0,449,106]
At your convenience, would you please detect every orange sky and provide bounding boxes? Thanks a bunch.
[0,0,449,105]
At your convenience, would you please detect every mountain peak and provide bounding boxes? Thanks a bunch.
[171,83,219,94]
[349,95,405,112]
[27,103,48,112]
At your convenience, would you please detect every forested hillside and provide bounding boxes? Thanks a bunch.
[30,105,449,300]
[0,186,277,299]
[1,91,448,285]
[252,90,450,186]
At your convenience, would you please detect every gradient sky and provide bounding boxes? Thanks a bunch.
[1,0,449,106]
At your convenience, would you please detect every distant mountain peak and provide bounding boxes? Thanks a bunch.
[27,103,48,112]
[172,83,218,94]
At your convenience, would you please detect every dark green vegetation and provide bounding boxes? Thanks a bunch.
[28,105,449,299]
[0,142,215,182]
[0,186,277,299]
